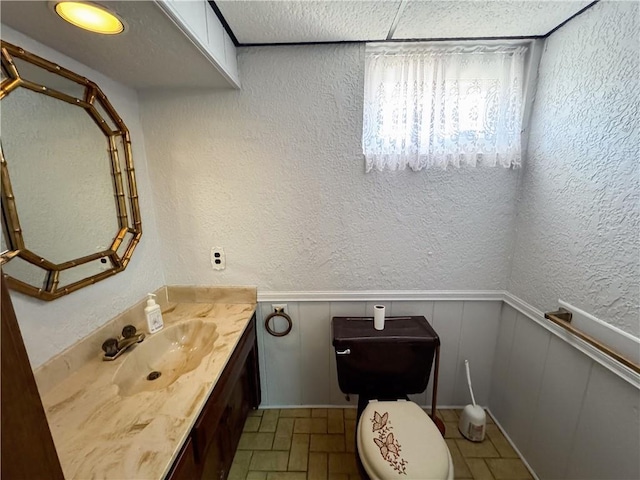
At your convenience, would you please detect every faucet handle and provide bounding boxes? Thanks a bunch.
[102,338,118,357]
[122,325,137,339]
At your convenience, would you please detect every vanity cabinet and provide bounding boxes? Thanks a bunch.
[166,314,260,480]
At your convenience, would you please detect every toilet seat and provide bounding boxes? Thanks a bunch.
[357,400,453,480]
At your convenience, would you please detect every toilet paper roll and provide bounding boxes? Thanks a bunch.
[374,305,385,330]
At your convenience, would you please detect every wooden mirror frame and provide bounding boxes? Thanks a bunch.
[0,41,142,300]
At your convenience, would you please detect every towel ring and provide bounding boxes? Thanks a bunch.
[264,308,292,337]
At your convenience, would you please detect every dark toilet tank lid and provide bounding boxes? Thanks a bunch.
[332,316,440,346]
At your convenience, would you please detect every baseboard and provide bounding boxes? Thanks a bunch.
[486,408,541,480]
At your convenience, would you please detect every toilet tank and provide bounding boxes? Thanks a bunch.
[332,316,440,399]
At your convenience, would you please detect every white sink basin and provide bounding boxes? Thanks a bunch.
[113,320,219,397]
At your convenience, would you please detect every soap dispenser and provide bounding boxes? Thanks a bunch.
[145,293,164,334]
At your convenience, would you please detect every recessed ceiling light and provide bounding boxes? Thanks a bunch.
[54,2,125,35]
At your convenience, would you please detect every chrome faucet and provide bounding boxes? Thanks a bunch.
[102,325,145,361]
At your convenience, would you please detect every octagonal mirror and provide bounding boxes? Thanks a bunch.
[0,41,142,300]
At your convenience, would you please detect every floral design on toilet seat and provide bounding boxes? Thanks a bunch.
[370,411,408,475]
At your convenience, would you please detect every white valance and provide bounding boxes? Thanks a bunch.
[363,43,527,172]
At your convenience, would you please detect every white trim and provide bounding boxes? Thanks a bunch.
[257,290,505,302]
[504,293,640,390]
[558,299,640,365]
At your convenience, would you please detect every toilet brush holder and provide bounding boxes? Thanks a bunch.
[458,359,486,442]
[459,404,486,442]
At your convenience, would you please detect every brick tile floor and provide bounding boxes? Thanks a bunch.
[230,408,532,480]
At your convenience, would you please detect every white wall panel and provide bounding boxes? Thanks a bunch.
[489,303,518,415]
[566,364,640,480]
[496,313,551,453]
[453,301,501,405]
[329,302,368,318]
[431,302,465,406]
[259,302,302,405]
[389,301,434,321]
[299,302,332,405]
[526,336,592,479]
[489,298,640,480]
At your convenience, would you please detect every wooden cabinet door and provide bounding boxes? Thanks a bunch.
[227,367,251,450]
[199,406,230,480]
[196,361,252,480]
[166,437,198,480]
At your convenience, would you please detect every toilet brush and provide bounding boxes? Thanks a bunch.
[458,359,486,442]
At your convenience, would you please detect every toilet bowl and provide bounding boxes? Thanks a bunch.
[332,315,453,480]
[357,400,453,480]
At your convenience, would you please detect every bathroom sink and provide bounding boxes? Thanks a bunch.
[112,320,219,397]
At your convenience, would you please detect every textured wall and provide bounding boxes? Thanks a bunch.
[140,44,519,291]
[2,27,166,368]
[509,1,640,336]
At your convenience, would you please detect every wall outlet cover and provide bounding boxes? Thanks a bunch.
[210,246,225,270]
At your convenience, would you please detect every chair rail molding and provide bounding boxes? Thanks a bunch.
[257,290,506,302]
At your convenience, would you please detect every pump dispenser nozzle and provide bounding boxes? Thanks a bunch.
[146,293,157,307]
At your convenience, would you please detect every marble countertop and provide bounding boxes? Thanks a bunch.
[39,300,256,479]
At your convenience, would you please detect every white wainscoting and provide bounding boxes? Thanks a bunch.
[255,297,502,409]
[255,290,640,480]
[489,303,640,480]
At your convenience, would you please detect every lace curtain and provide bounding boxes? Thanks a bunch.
[362,43,527,172]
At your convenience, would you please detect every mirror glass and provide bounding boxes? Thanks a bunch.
[0,41,142,300]
[2,89,120,263]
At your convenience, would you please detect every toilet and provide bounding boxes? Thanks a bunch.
[332,316,454,480]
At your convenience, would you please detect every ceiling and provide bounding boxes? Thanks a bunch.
[215,0,595,45]
[0,0,595,90]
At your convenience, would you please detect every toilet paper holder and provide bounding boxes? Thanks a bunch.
[264,307,293,337]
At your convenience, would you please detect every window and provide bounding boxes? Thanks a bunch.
[362,43,527,172]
